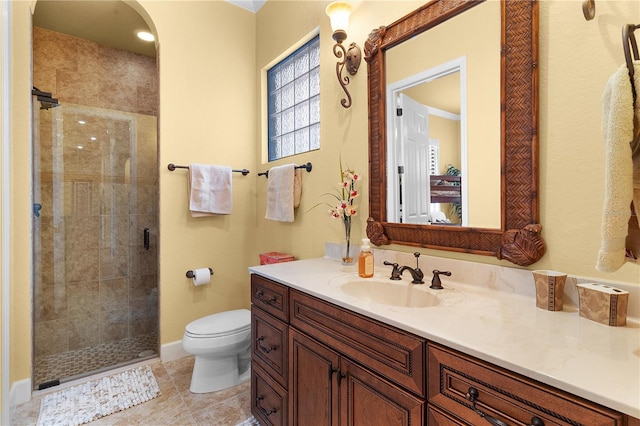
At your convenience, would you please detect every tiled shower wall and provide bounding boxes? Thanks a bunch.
[32,27,158,384]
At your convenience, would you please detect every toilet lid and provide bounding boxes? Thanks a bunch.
[185,309,251,337]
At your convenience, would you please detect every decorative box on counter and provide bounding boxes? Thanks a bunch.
[577,283,629,327]
[259,252,295,265]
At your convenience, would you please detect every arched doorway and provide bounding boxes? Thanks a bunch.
[31,0,159,388]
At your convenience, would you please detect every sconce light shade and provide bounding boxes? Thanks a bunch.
[326,1,352,43]
[326,1,361,109]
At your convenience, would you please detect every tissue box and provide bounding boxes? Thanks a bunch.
[259,252,295,265]
[577,283,629,326]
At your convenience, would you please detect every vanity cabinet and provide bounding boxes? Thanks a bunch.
[251,273,638,426]
[427,343,625,426]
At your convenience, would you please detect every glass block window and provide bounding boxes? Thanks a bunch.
[267,35,320,161]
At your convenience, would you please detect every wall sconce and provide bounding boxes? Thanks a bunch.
[326,1,362,108]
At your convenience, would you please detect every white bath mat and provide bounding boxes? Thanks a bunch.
[236,416,260,426]
[36,365,160,426]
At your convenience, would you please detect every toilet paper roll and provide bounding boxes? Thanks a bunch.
[192,268,211,286]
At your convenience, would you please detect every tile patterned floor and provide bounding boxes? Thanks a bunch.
[11,356,253,426]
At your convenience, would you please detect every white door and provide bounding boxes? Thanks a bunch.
[398,93,431,224]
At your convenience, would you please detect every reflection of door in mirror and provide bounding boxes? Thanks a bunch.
[388,66,466,226]
[385,0,500,229]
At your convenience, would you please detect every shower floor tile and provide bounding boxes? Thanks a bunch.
[33,332,158,389]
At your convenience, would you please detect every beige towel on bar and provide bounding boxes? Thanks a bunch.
[265,164,297,222]
[293,168,302,208]
[188,164,232,217]
[596,64,636,272]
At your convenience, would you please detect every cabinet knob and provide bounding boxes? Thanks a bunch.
[529,417,545,426]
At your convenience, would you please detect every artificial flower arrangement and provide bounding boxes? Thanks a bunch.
[327,163,362,264]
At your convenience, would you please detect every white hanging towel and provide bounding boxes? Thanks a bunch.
[596,64,636,272]
[188,164,232,217]
[265,164,296,222]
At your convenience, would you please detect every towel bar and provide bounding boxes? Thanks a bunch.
[258,162,312,178]
[168,163,250,176]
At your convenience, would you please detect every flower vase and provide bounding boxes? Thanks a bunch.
[342,218,354,265]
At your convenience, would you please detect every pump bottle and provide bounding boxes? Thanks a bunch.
[358,238,374,278]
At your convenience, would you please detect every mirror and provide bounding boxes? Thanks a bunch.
[365,0,545,266]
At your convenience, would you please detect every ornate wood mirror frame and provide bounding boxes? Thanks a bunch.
[365,0,545,266]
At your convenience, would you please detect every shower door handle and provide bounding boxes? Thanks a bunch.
[143,228,150,250]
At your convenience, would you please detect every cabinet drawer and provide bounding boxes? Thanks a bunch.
[290,289,426,397]
[428,343,624,426]
[252,363,288,426]
[251,274,289,322]
[251,307,288,388]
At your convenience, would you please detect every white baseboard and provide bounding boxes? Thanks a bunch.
[160,340,189,363]
[10,378,31,408]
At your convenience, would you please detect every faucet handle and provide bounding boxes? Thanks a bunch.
[431,270,452,290]
[383,261,401,280]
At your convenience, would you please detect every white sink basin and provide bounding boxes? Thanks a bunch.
[329,274,463,309]
[340,280,441,308]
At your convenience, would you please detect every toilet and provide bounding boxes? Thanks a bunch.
[182,308,251,393]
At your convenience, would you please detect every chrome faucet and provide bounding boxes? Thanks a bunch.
[398,252,424,284]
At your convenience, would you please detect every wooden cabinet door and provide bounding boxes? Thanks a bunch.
[339,357,424,426]
[289,328,340,426]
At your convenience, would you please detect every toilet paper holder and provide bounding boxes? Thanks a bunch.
[186,268,214,278]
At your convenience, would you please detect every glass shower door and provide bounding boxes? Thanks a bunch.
[32,100,158,389]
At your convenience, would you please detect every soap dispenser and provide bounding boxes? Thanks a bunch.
[358,238,374,278]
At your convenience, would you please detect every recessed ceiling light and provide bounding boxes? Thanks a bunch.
[137,31,155,42]
[78,120,86,125]
[90,137,97,141]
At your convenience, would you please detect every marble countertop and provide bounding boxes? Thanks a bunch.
[249,256,640,419]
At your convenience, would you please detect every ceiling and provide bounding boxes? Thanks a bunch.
[32,0,268,58]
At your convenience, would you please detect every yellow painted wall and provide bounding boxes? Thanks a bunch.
[254,0,640,280]
[9,0,34,393]
[133,1,257,344]
[5,0,640,399]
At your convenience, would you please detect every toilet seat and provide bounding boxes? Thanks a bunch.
[185,309,250,338]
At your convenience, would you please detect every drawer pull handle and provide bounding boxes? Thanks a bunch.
[256,395,277,416]
[529,417,545,426]
[255,290,277,305]
[256,336,277,353]
[466,387,509,426]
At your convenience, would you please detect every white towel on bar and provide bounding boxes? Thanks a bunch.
[265,164,296,222]
[188,164,232,217]
[596,64,635,271]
